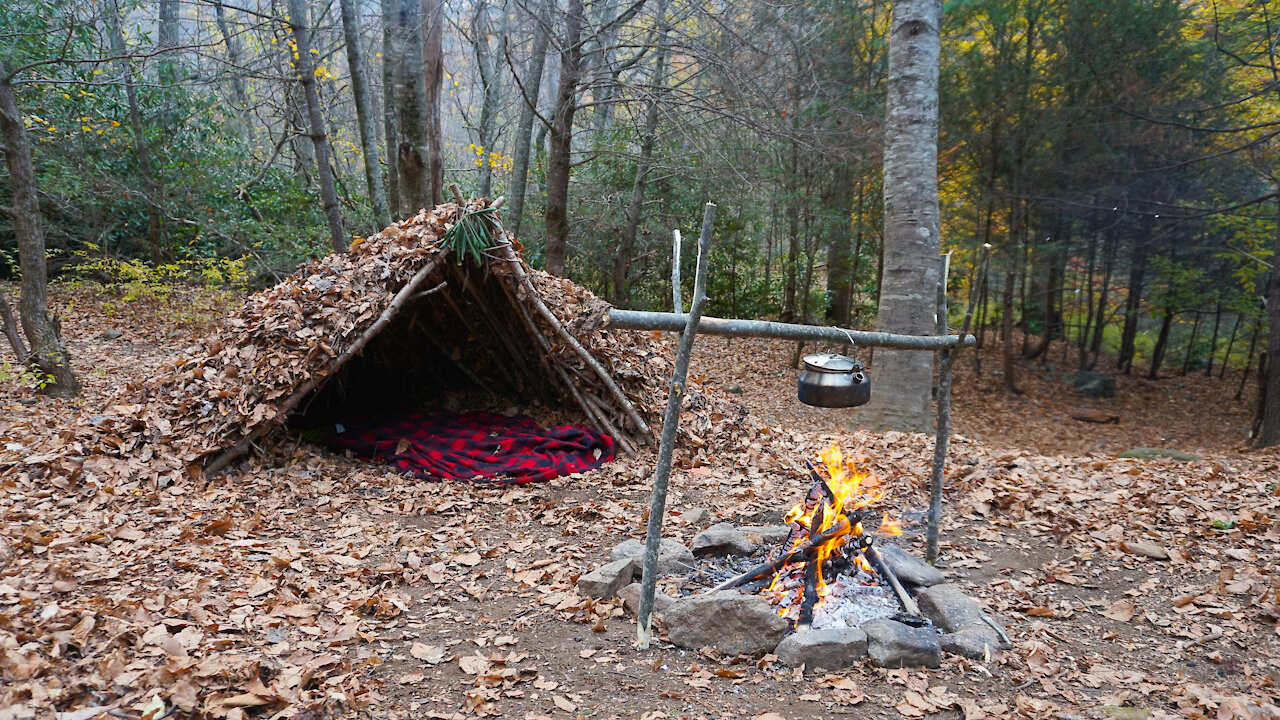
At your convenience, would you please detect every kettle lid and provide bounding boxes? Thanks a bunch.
[802,353,858,373]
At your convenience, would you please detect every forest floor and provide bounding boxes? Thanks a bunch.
[2,283,1279,720]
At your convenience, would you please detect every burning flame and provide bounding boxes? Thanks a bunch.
[767,444,898,622]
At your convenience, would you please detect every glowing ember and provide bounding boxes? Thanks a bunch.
[765,444,903,626]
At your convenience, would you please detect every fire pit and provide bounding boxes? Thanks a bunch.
[578,445,1011,670]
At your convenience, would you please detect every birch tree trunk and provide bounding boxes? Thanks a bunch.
[0,61,80,398]
[339,0,391,228]
[285,0,348,252]
[859,0,943,432]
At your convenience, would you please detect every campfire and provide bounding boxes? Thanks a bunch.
[582,442,1009,668]
[710,445,922,630]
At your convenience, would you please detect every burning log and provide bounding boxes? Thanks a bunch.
[796,502,826,629]
[711,514,854,592]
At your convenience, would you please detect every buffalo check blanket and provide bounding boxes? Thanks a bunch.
[325,410,615,484]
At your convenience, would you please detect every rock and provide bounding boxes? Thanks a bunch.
[1072,371,1116,398]
[681,507,709,526]
[727,383,743,394]
[940,626,1007,659]
[611,539,695,575]
[166,330,184,339]
[101,329,123,340]
[1120,541,1170,560]
[774,627,868,670]
[740,525,791,546]
[576,558,637,599]
[876,545,944,588]
[663,593,789,656]
[1118,448,1202,462]
[690,523,758,558]
[916,584,1000,636]
[861,618,941,668]
[617,582,676,616]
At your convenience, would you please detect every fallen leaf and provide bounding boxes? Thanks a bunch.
[410,643,444,665]
[1103,600,1137,622]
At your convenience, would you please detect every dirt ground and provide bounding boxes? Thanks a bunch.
[2,284,1279,720]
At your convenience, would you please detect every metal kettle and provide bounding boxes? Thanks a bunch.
[797,353,870,408]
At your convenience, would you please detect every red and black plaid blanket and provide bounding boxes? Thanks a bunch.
[325,410,615,484]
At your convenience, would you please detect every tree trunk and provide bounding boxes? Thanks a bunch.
[381,0,401,218]
[157,0,180,83]
[422,0,446,206]
[212,1,254,140]
[286,0,348,252]
[613,36,665,308]
[1025,238,1059,360]
[1088,224,1118,369]
[109,0,168,265]
[286,83,315,181]
[1238,319,1261,401]
[1255,197,1280,446]
[340,0,391,228]
[859,0,943,432]
[826,179,854,324]
[1117,229,1149,374]
[1148,307,1175,379]
[781,139,799,321]
[393,0,428,214]
[1219,314,1240,379]
[0,63,80,397]
[1001,266,1018,394]
[543,0,584,276]
[1078,225,1098,368]
[1181,309,1202,375]
[507,10,550,239]
[1205,301,1223,377]
[472,0,508,199]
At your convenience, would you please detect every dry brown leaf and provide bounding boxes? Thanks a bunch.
[1103,600,1137,622]
[410,642,444,665]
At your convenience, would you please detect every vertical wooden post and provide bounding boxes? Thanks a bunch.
[926,252,952,564]
[672,229,683,313]
[637,203,715,649]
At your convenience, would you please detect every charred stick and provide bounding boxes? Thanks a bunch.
[803,459,837,505]
[711,514,852,592]
[865,545,921,617]
[797,503,826,629]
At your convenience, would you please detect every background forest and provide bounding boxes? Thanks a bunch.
[2,0,1278,425]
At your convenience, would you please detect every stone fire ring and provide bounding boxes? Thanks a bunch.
[577,524,1010,671]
